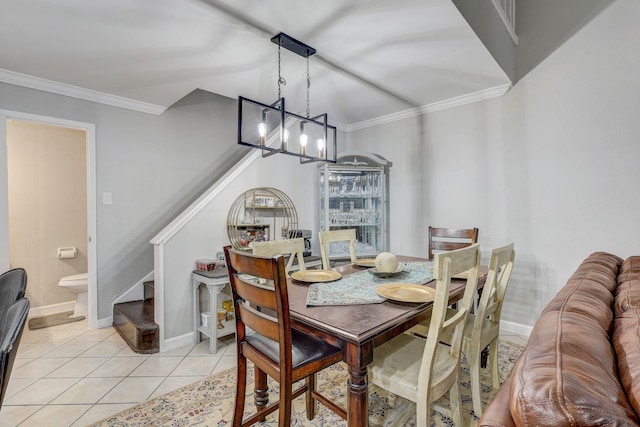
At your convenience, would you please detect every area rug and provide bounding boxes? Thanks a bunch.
[90,339,524,427]
[28,311,85,330]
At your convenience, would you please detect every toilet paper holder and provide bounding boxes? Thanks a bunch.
[57,247,77,259]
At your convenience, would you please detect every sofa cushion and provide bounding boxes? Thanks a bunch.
[509,252,639,426]
[613,256,640,419]
[615,256,640,315]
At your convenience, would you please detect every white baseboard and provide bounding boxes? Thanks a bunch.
[28,301,76,318]
[97,316,114,329]
[500,319,533,338]
[163,332,195,353]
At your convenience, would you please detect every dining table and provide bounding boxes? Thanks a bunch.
[282,255,487,427]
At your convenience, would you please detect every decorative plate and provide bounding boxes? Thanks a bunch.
[352,258,377,268]
[375,283,436,303]
[291,270,342,283]
[368,262,405,278]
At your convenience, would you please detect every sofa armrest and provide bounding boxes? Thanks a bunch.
[478,374,516,427]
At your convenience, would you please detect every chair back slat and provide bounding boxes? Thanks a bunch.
[232,276,278,313]
[428,226,478,260]
[252,238,307,273]
[319,229,357,269]
[236,302,280,342]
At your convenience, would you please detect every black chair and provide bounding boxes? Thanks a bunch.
[0,268,27,333]
[0,298,30,408]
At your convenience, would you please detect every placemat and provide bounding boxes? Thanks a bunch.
[306,261,434,306]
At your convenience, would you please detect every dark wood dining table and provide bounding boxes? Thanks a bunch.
[286,255,487,427]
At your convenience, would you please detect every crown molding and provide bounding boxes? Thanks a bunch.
[0,68,166,115]
[345,83,512,132]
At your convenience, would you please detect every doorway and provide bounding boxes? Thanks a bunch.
[0,110,97,329]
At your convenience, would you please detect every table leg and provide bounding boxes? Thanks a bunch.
[346,341,372,427]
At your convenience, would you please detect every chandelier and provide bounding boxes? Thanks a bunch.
[237,32,337,164]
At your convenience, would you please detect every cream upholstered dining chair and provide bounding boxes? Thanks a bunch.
[223,246,347,426]
[368,244,481,427]
[428,226,478,259]
[251,238,307,274]
[318,229,357,269]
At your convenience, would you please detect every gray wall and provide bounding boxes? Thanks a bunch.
[347,0,640,329]
[0,84,247,319]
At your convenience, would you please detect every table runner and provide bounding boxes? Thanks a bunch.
[306,261,434,306]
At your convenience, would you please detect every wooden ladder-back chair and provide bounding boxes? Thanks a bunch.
[251,238,307,274]
[367,244,481,427]
[223,246,347,426]
[428,226,479,260]
[318,229,357,270]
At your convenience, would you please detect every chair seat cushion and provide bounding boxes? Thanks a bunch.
[368,333,455,402]
[246,328,341,369]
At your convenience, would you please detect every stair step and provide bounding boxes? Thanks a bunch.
[143,280,154,305]
[113,300,158,354]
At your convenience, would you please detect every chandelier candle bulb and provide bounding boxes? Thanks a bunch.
[300,133,307,155]
[317,138,325,158]
[282,128,289,150]
[258,122,267,146]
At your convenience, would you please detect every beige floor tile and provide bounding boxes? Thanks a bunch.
[3,378,79,405]
[171,356,219,376]
[3,377,38,399]
[70,403,134,427]
[14,342,64,358]
[73,327,117,342]
[98,376,165,404]
[44,341,98,358]
[51,377,123,404]
[39,328,87,343]
[11,357,72,378]
[128,356,183,377]
[79,341,127,358]
[46,357,109,378]
[0,404,42,426]
[87,356,147,377]
[211,355,237,375]
[149,376,201,399]
[16,404,92,427]
[149,343,194,357]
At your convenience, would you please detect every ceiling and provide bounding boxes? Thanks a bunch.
[0,0,512,128]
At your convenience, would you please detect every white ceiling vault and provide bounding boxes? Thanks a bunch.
[0,0,512,129]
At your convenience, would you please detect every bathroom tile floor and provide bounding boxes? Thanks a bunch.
[0,318,529,427]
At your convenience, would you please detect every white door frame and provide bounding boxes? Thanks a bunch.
[0,109,98,330]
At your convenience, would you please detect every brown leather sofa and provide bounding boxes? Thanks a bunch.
[479,252,640,427]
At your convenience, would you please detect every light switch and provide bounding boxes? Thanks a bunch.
[102,192,112,205]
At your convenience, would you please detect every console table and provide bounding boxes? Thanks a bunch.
[191,270,235,354]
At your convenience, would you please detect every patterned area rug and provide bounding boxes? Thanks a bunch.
[89,340,523,427]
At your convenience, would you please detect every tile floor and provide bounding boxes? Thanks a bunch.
[0,318,529,427]
[0,319,237,427]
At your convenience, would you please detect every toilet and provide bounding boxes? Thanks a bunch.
[58,273,88,318]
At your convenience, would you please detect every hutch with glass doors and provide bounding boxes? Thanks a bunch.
[319,152,391,263]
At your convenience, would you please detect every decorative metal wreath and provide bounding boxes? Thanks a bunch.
[226,187,299,250]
